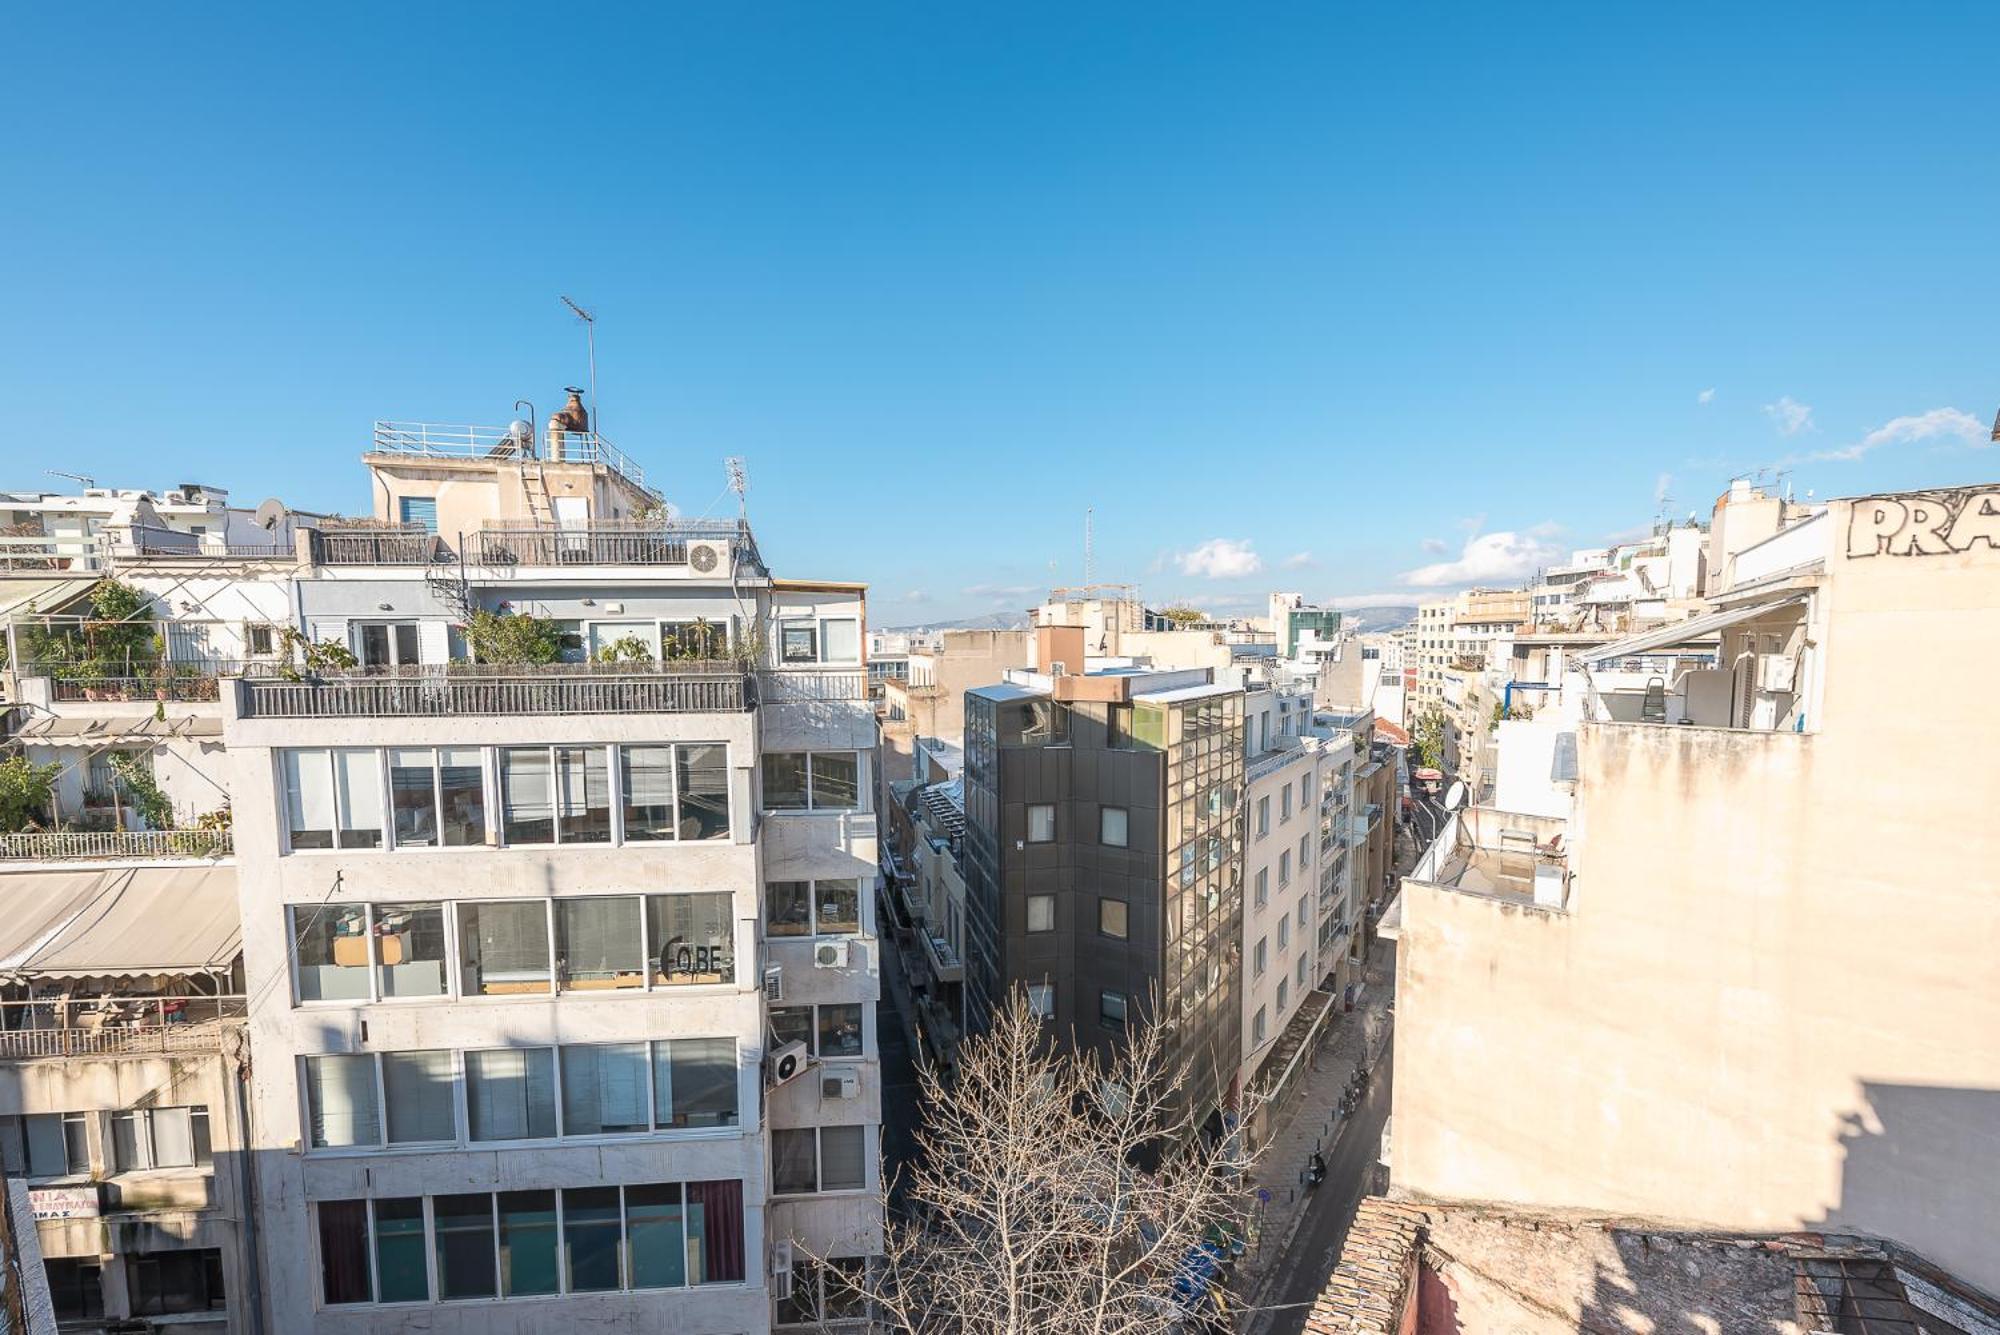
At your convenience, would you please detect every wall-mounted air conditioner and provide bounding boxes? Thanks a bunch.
[1756,653,1796,693]
[822,1068,861,1100]
[763,964,784,1002]
[767,1041,808,1087]
[687,540,729,576]
[814,940,849,969]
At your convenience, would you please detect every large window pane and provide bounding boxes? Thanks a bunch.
[556,746,612,843]
[373,1197,429,1303]
[677,744,730,839]
[814,879,860,935]
[389,749,439,848]
[821,1125,868,1191]
[761,753,808,809]
[433,1193,498,1301]
[294,904,372,1003]
[382,1051,456,1145]
[128,1250,223,1315]
[375,902,446,998]
[305,1055,380,1149]
[556,898,645,991]
[562,1187,623,1293]
[821,618,860,663]
[334,750,383,849]
[766,881,811,937]
[438,748,486,846]
[773,1128,818,1193]
[810,752,859,808]
[500,748,554,844]
[686,1180,744,1284]
[648,893,734,985]
[111,1112,144,1171]
[769,1008,812,1053]
[281,750,334,849]
[817,1004,865,1060]
[626,1183,686,1290]
[466,1048,557,1142]
[457,901,551,996]
[319,1202,372,1305]
[149,1108,195,1168]
[497,1189,559,1297]
[620,745,677,841]
[657,1038,737,1129]
[560,1044,650,1136]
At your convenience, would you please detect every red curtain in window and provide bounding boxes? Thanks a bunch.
[317,1199,372,1304]
[687,1179,744,1282]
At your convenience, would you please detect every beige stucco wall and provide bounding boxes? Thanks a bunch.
[1391,490,2000,1297]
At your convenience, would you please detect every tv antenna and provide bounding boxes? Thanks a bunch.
[560,295,597,437]
[1084,507,1096,583]
[725,457,749,522]
[47,470,95,490]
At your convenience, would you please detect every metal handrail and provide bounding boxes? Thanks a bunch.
[756,669,871,703]
[240,670,750,719]
[311,527,450,566]
[0,829,234,861]
[0,997,246,1060]
[369,421,648,487]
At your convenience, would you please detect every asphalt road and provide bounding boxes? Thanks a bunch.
[1257,1048,1395,1335]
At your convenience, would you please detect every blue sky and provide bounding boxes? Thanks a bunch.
[3,4,1996,624]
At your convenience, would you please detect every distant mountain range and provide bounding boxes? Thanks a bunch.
[880,611,1029,633]
[1341,604,1419,632]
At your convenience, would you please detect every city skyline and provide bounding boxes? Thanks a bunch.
[4,5,1997,621]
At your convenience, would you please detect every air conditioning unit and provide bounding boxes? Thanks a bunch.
[814,940,849,969]
[1756,653,1796,692]
[767,1041,808,1087]
[822,1068,861,1100]
[687,540,729,576]
[763,964,784,1002]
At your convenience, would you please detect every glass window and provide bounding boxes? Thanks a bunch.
[127,1250,224,1315]
[1298,894,1310,929]
[561,1043,650,1136]
[389,748,439,848]
[565,1187,624,1292]
[556,746,612,843]
[433,1193,498,1301]
[620,745,677,841]
[816,1004,865,1060]
[373,1197,430,1303]
[769,1007,812,1053]
[627,1183,687,1290]
[466,1048,557,1142]
[1281,787,1292,820]
[439,748,486,846]
[112,1107,202,1171]
[1026,894,1054,933]
[820,618,860,663]
[305,1055,380,1149]
[686,1180,744,1283]
[810,752,859,808]
[500,748,554,844]
[1297,954,1310,989]
[656,1038,738,1128]
[45,1258,104,1322]
[1255,867,1268,908]
[556,898,645,992]
[319,1201,372,1305]
[1278,977,1290,1011]
[1256,796,1269,838]
[374,902,447,998]
[766,881,811,937]
[1253,1006,1268,1044]
[1253,938,1267,978]
[1100,991,1128,1027]
[457,901,551,996]
[779,620,819,664]
[335,750,384,848]
[814,879,860,935]
[1099,898,1128,939]
[773,1128,818,1193]
[761,753,809,809]
[1300,833,1311,866]
[1279,851,1291,885]
[1107,703,1133,749]
[1026,804,1055,842]
[677,744,730,839]
[497,1190,560,1297]
[648,893,734,985]
[820,1125,867,1191]
[382,1051,456,1145]
[1278,916,1290,949]
[24,1113,90,1177]
[1100,806,1128,847]
[1025,983,1054,1019]
[282,750,335,849]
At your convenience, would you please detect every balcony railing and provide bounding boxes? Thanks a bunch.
[0,998,245,1061]
[112,524,298,561]
[47,670,228,704]
[370,421,650,488]
[0,829,233,861]
[463,518,757,569]
[239,663,751,719]
[311,526,450,566]
[757,669,871,703]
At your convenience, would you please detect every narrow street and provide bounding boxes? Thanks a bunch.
[1255,1048,1394,1335]
[874,909,923,1213]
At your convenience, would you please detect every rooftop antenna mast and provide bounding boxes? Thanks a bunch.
[726,457,749,523]
[1084,507,1096,583]
[560,295,597,437]
[47,470,95,490]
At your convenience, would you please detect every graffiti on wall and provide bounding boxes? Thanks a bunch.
[1847,489,2000,557]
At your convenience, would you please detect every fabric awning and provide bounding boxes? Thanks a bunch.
[0,866,240,979]
[0,575,98,621]
[9,714,223,745]
[1575,594,1809,666]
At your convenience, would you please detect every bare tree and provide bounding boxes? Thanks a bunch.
[810,991,1247,1335]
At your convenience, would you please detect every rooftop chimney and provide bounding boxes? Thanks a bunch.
[1037,624,1086,678]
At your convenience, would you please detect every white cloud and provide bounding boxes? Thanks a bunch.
[1174,538,1263,580]
[1795,406,1988,464]
[961,582,1039,602]
[1653,472,1673,506]
[1763,395,1814,437]
[1697,388,1716,406]
[1280,551,1315,570]
[1399,527,1564,588]
[1420,537,1449,554]
[901,589,932,604]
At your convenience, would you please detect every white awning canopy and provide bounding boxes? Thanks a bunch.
[1576,594,1809,666]
[0,866,240,980]
[0,575,98,622]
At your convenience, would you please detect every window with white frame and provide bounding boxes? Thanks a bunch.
[768,1003,867,1060]
[1297,894,1309,930]
[772,1125,870,1194]
[1253,937,1267,977]
[1254,867,1268,909]
[761,751,861,810]
[1100,805,1128,847]
[111,1107,211,1172]
[1026,804,1055,843]
[1299,832,1310,867]
[778,615,860,665]
[1280,787,1292,822]
[388,748,487,848]
[281,749,384,850]
[5,1112,91,1178]
[778,1254,871,1326]
[499,746,611,845]
[1256,796,1270,838]
[1278,850,1291,887]
[357,621,420,669]
[765,879,862,938]
[1277,916,1290,950]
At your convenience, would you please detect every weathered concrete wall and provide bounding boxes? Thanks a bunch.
[1392,491,2000,1296]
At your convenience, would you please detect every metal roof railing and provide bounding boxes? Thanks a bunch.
[370,421,649,489]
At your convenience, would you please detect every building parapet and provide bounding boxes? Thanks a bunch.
[464,519,761,572]
[369,420,651,489]
[0,999,245,1062]
[237,663,751,719]
[1407,806,1569,910]
[0,830,233,862]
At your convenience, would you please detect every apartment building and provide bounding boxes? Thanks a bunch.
[1,404,886,1333]
[1384,481,2000,1299]
[960,626,1245,1138]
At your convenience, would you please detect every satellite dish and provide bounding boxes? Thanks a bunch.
[1444,781,1468,812]
[254,498,291,533]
